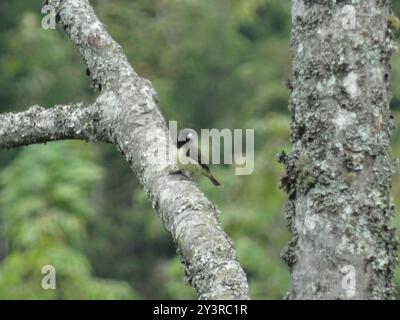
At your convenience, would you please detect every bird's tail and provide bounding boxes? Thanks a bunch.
[208,173,223,187]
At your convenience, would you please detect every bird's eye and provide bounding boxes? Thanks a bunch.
[187,133,193,140]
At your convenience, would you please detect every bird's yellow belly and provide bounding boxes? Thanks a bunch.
[177,148,202,179]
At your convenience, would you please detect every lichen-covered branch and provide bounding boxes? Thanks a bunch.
[281,0,398,299]
[27,0,248,299]
[0,103,104,149]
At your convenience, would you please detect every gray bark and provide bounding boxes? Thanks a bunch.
[0,0,249,299]
[281,0,398,299]
[0,103,102,148]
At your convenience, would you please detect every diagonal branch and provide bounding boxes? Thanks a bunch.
[52,0,249,299]
[0,0,250,299]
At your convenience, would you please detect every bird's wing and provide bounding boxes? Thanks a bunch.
[186,146,210,170]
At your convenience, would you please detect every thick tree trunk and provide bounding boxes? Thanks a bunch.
[281,0,398,299]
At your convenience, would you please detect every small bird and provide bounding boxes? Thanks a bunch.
[388,15,400,32]
[176,129,222,187]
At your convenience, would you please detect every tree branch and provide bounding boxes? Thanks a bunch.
[0,103,105,149]
[23,0,250,299]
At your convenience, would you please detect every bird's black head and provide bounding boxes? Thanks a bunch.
[177,129,195,149]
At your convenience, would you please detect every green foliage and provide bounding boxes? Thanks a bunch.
[0,143,137,299]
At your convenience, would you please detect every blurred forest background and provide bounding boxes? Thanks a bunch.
[1,0,400,299]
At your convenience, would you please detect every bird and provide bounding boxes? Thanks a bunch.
[176,128,222,187]
[388,15,400,32]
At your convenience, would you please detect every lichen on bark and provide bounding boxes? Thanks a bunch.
[281,0,398,299]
